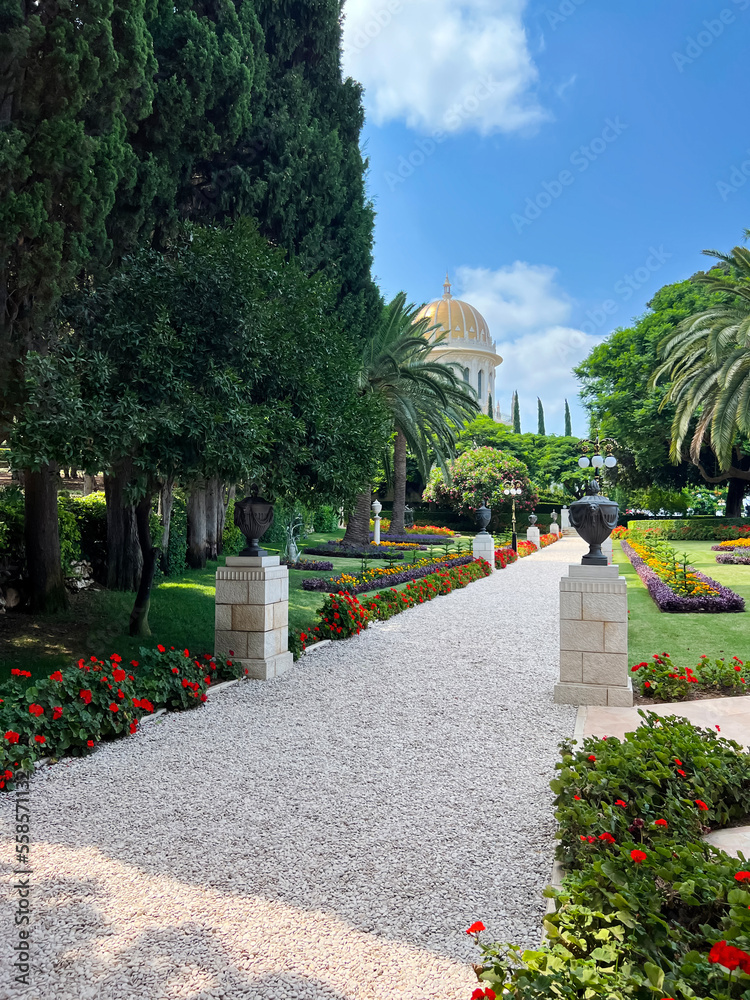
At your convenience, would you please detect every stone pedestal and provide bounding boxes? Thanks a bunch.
[215,555,293,680]
[553,564,632,707]
[561,507,570,529]
[550,521,560,537]
[472,532,495,571]
[373,515,381,545]
[527,526,541,549]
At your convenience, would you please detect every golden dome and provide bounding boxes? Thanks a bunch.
[416,274,496,355]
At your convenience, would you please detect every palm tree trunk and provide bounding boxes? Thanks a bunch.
[342,488,372,547]
[390,428,408,535]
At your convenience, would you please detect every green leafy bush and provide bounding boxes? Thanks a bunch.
[472,713,750,999]
[222,497,244,557]
[630,652,748,701]
[313,504,340,533]
[0,645,244,787]
[0,485,26,566]
[164,491,188,576]
[628,518,750,541]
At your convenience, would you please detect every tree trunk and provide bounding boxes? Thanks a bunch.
[159,477,175,574]
[24,463,68,612]
[217,483,235,555]
[129,492,158,637]
[342,487,372,547]
[104,460,142,591]
[726,476,748,517]
[83,473,95,496]
[186,479,207,569]
[390,428,407,535]
[205,477,219,561]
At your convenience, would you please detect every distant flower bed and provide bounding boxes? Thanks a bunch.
[0,647,243,789]
[282,557,334,571]
[372,531,458,544]
[716,551,750,565]
[517,540,538,557]
[611,525,629,539]
[304,544,407,561]
[300,552,474,594]
[495,546,518,569]
[369,518,457,537]
[713,538,750,551]
[631,651,748,700]
[621,539,745,613]
[539,532,561,548]
[298,559,491,648]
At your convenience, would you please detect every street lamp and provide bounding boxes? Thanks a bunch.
[577,436,619,487]
[503,480,523,552]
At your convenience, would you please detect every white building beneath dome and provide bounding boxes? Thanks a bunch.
[415,276,506,422]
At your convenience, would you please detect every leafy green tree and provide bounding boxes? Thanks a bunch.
[575,278,729,496]
[652,242,750,515]
[342,293,480,544]
[537,397,546,436]
[13,221,384,630]
[512,391,521,433]
[564,399,572,437]
[423,447,537,528]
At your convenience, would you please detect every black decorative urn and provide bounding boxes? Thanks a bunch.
[569,481,619,566]
[528,513,538,526]
[234,494,275,557]
[475,502,491,535]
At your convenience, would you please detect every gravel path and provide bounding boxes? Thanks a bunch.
[0,538,583,1000]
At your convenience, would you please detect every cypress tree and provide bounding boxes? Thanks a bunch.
[512,391,521,434]
[564,398,572,436]
[487,392,494,418]
[537,397,546,436]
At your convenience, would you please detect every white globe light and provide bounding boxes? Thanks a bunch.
[578,457,590,468]
[503,489,510,495]
[604,455,617,468]
[591,454,604,468]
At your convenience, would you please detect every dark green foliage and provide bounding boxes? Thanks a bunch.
[487,392,494,418]
[564,398,572,437]
[164,491,188,576]
[627,517,750,538]
[313,504,340,533]
[512,391,521,433]
[0,487,81,576]
[221,497,244,557]
[537,397,545,436]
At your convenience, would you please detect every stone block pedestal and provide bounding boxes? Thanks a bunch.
[472,532,495,570]
[554,564,632,706]
[215,555,293,680]
[527,526,541,549]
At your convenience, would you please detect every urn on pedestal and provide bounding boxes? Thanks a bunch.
[569,481,619,566]
[475,502,491,535]
[234,495,274,557]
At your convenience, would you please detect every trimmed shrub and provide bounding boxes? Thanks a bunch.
[313,504,340,533]
[627,517,750,540]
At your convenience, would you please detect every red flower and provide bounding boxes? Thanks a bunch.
[109,702,119,713]
[3,769,12,779]
[574,795,581,800]
[131,660,139,667]
[157,644,166,652]
[129,721,138,735]
[654,818,668,827]
[708,940,750,972]
[172,667,179,674]
[49,670,63,682]
[734,871,750,881]
[676,768,686,777]
[587,755,596,762]
[615,799,627,808]
[110,653,122,663]
[716,725,721,731]
[29,703,44,717]
[466,921,485,935]
[630,849,647,864]
[182,677,190,688]
[674,757,683,765]
[644,681,651,689]
[80,689,92,704]
[5,731,20,743]
[694,799,709,811]
[52,706,63,720]
[90,655,97,662]
[87,740,94,747]
[34,735,46,744]
[183,648,190,657]
[11,668,32,678]
[598,832,616,844]
[112,668,126,682]
[200,693,207,703]
[77,658,86,669]
[229,649,234,656]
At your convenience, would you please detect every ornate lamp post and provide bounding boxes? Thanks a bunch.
[577,436,619,487]
[503,480,523,552]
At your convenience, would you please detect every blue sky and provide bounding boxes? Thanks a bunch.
[342,0,750,435]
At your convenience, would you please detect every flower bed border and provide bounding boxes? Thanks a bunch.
[300,553,475,594]
[621,539,745,613]
[716,551,750,565]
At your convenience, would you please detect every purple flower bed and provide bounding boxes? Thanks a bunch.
[303,545,407,561]
[716,552,750,565]
[621,540,745,613]
[300,554,475,594]
[371,532,459,545]
[282,558,334,571]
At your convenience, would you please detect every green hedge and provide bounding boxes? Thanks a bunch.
[628,517,750,541]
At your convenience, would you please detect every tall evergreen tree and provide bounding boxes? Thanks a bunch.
[564,398,572,437]
[537,397,546,436]
[487,392,494,418]
[512,391,521,434]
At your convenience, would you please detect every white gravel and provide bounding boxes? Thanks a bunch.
[0,537,583,999]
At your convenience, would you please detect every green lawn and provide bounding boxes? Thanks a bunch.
[0,529,472,681]
[614,539,750,667]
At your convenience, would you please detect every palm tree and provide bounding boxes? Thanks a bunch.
[652,240,750,515]
[342,292,481,544]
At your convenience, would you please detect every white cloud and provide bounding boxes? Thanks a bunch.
[454,263,600,433]
[342,0,547,135]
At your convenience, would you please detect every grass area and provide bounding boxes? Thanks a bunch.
[0,529,475,682]
[614,539,750,666]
